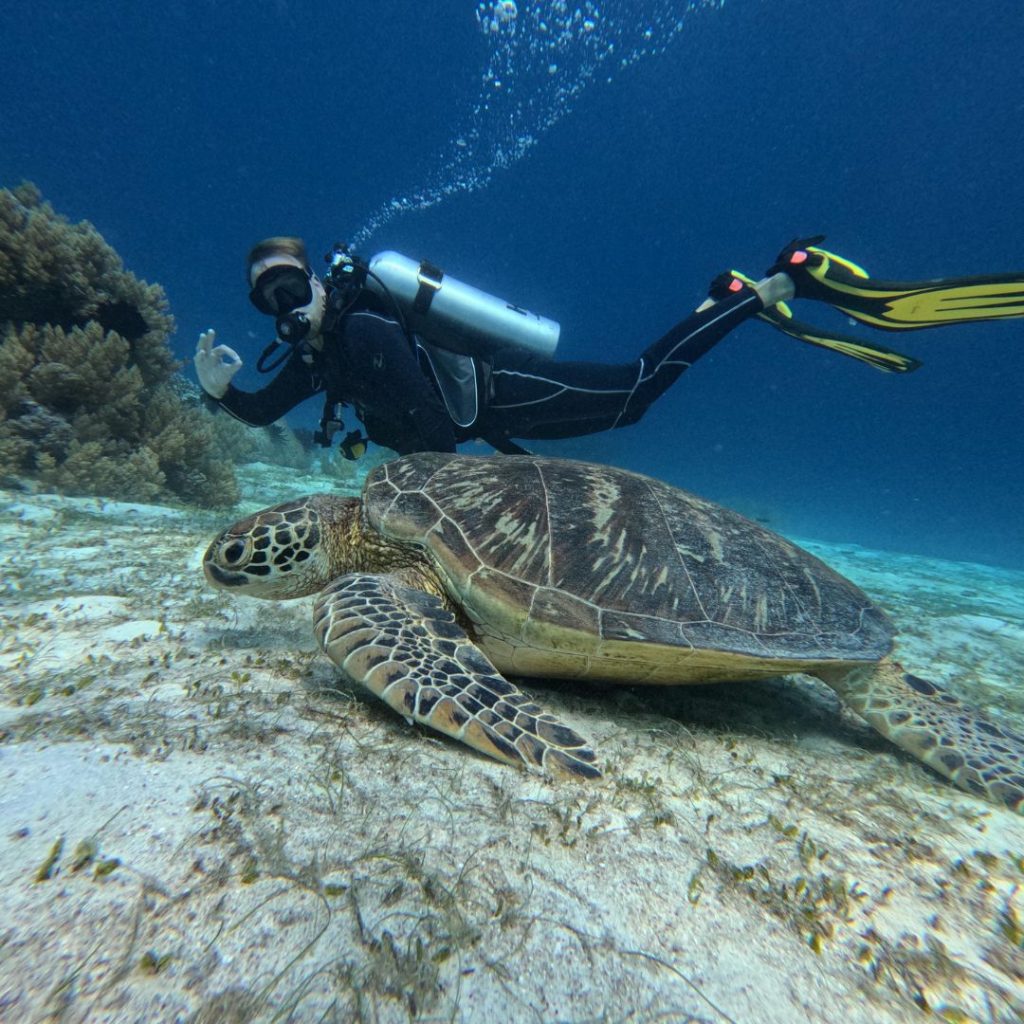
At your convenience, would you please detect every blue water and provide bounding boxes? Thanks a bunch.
[2,0,1022,568]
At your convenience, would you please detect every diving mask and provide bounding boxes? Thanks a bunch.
[249,264,314,316]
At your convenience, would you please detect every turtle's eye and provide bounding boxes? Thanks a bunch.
[220,538,250,566]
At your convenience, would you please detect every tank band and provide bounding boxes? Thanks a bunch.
[414,260,445,314]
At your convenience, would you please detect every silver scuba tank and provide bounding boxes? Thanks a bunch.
[365,251,560,359]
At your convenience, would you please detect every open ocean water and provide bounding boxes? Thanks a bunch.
[2,0,1021,567]
[2,3,1024,1022]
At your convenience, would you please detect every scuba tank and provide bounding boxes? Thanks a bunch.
[327,248,560,360]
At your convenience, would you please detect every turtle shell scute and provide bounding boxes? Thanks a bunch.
[366,453,894,661]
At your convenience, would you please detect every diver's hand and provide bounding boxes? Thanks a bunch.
[194,328,242,399]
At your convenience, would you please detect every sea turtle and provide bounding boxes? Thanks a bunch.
[203,453,1024,812]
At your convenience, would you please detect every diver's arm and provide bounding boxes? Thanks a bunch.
[214,346,319,427]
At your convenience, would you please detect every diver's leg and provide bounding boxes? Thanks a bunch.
[484,356,641,439]
[629,281,765,415]
[484,283,765,441]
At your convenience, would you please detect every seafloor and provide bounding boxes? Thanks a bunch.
[1,462,1023,1023]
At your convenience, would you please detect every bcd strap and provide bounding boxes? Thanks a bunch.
[413,260,444,314]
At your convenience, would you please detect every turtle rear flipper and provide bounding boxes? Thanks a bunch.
[312,571,601,779]
[820,659,1024,812]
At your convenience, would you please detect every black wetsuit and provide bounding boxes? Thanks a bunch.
[209,285,765,455]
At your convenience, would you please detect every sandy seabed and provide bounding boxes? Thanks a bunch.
[1,463,1023,1024]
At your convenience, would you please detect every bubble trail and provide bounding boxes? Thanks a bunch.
[350,1,726,249]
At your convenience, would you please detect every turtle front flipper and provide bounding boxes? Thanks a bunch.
[819,659,1024,812]
[312,572,601,779]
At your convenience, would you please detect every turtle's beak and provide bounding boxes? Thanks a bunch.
[203,558,252,589]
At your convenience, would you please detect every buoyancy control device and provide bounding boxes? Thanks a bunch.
[314,245,558,458]
[325,246,560,360]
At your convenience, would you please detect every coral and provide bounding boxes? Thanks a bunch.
[0,182,176,386]
[0,183,241,506]
[201,403,310,472]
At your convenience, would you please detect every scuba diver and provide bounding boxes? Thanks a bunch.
[195,235,1024,458]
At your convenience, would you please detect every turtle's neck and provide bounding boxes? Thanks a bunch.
[325,499,440,585]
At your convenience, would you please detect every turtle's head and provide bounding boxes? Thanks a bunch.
[204,495,361,599]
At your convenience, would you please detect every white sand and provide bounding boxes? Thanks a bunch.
[1,470,1023,1023]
